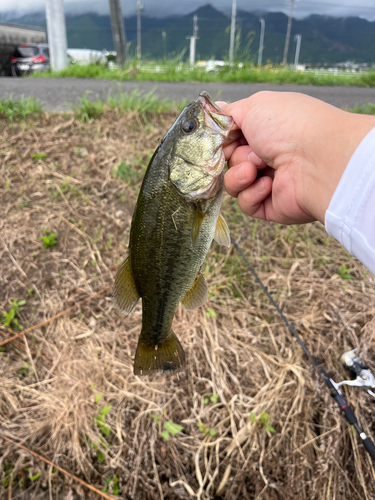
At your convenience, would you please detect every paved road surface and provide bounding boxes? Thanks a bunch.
[1,77,375,111]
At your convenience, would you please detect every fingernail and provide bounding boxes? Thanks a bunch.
[248,151,261,167]
[255,177,265,192]
[234,164,246,181]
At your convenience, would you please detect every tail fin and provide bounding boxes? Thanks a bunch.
[133,330,185,376]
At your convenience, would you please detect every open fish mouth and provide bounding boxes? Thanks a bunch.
[198,91,235,140]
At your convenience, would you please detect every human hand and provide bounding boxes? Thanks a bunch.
[219,92,375,225]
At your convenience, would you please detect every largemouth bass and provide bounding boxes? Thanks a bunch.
[114,91,236,375]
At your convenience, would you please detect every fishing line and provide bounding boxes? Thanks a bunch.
[231,236,375,463]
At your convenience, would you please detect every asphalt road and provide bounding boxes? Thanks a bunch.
[1,77,375,111]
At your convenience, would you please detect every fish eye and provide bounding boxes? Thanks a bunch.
[182,118,198,134]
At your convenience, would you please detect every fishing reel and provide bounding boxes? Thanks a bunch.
[337,349,375,399]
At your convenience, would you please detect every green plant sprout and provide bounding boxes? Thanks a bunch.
[338,263,351,280]
[161,420,184,441]
[151,414,161,425]
[95,404,111,437]
[28,472,41,481]
[204,393,219,404]
[205,307,217,319]
[1,298,26,330]
[40,229,58,248]
[86,435,107,463]
[197,422,217,437]
[18,362,33,376]
[32,152,47,161]
[249,410,276,434]
[102,474,120,495]
[0,95,43,122]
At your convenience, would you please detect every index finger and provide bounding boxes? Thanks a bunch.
[216,100,248,161]
[218,98,254,133]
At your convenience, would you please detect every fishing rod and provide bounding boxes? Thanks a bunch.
[231,237,375,463]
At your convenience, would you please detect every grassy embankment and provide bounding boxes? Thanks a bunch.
[31,60,375,86]
[1,95,375,499]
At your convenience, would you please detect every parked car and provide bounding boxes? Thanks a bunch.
[10,43,50,76]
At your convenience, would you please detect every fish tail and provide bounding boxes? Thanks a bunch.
[133,330,185,376]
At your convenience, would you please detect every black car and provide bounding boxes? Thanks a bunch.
[10,43,50,76]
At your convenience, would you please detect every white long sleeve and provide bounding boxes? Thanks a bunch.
[325,126,375,275]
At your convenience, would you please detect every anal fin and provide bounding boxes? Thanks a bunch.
[134,330,185,376]
[181,272,208,311]
[113,252,140,314]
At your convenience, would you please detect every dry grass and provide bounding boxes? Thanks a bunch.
[0,108,375,500]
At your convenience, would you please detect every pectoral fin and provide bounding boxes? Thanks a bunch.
[113,252,140,314]
[181,272,208,311]
[192,206,206,248]
[213,213,230,248]
[134,330,185,376]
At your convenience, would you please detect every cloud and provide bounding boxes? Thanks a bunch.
[1,0,375,21]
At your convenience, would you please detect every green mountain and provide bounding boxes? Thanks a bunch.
[2,5,375,64]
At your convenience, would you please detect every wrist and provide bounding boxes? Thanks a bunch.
[303,109,375,224]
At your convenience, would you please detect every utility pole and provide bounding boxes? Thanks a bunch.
[137,0,142,60]
[294,34,301,69]
[45,0,68,71]
[162,30,167,60]
[283,0,295,65]
[257,18,265,66]
[186,15,198,66]
[229,0,237,63]
[108,0,127,66]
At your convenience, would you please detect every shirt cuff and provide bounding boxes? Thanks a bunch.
[325,126,375,275]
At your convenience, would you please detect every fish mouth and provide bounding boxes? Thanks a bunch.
[198,91,240,143]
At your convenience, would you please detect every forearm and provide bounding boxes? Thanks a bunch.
[302,107,375,224]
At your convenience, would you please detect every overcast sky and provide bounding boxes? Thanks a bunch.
[2,0,375,21]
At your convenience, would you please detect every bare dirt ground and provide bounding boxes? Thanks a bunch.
[1,109,375,499]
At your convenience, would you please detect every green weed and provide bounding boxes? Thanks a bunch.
[348,103,375,114]
[74,96,104,122]
[1,298,26,330]
[197,422,217,437]
[0,95,43,122]
[204,393,219,404]
[86,435,107,463]
[30,61,375,87]
[161,420,184,441]
[107,88,188,120]
[205,307,217,319]
[19,362,33,376]
[114,160,142,186]
[32,152,47,161]
[40,229,58,248]
[338,263,351,280]
[95,404,112,437]
[102,474,120,495]
[28,472,41,481]
[249,410,276,434]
